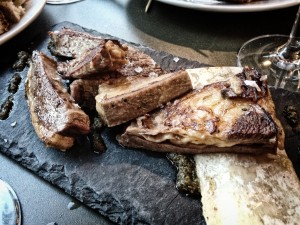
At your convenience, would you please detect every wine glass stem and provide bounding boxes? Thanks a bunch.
[278,6,300,61]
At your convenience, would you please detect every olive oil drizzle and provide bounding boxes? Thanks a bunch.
[167,153,200,197]
[0,51,29,120]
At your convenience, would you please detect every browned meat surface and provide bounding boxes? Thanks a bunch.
[48,28,164,78]
[48,28,105,58]
[118,69,283,155]
[25,51,90,151]
[69,78,100,111]
[117,46,163,77]
[96,70,193,127]
[49,28,167,117]
[227,105,278,140]
[69,73,122,111]
[58,40,128,79]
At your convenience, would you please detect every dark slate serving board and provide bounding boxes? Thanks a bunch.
[0,21,300,225]
[0,22,207,225]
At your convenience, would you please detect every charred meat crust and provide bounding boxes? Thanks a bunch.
[227,104,278,140]
[118,134,277,155]
[58,40,128,79]
[25,51,90,150]
[222,67,268,102]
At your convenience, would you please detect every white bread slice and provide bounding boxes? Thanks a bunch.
[195,151,300,225]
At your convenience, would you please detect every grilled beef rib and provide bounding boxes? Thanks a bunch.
[25,51,90,151]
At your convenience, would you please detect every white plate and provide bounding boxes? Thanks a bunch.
[155,0,300,12]
[0,0,46,45]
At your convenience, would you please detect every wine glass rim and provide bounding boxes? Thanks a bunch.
[238,34,295,53]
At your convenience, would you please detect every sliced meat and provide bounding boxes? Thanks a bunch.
[58,40,128,79]
[96,70,193,127]
[118,74,282,155]
[117,45,164,77]
[25,51,90,151]
[69,50,166,113]
[48,28,165,78]
[48,28,105,58]
[70,78,104,111]
[69,73,122,111]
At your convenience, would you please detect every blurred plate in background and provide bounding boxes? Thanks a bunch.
[0,0,46,45]
[155,0,300,12]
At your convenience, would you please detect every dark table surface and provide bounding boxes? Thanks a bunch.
[0,1,299,225]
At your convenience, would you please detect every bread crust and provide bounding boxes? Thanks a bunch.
[118,133,277,155]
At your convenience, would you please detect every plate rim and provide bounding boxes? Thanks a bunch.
[0,0,47,45]
[155,0,300,12]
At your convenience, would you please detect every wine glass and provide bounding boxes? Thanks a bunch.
[237,6,300,92]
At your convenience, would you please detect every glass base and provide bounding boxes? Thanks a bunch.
[237,35,300,92]
[0,179,21,225]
